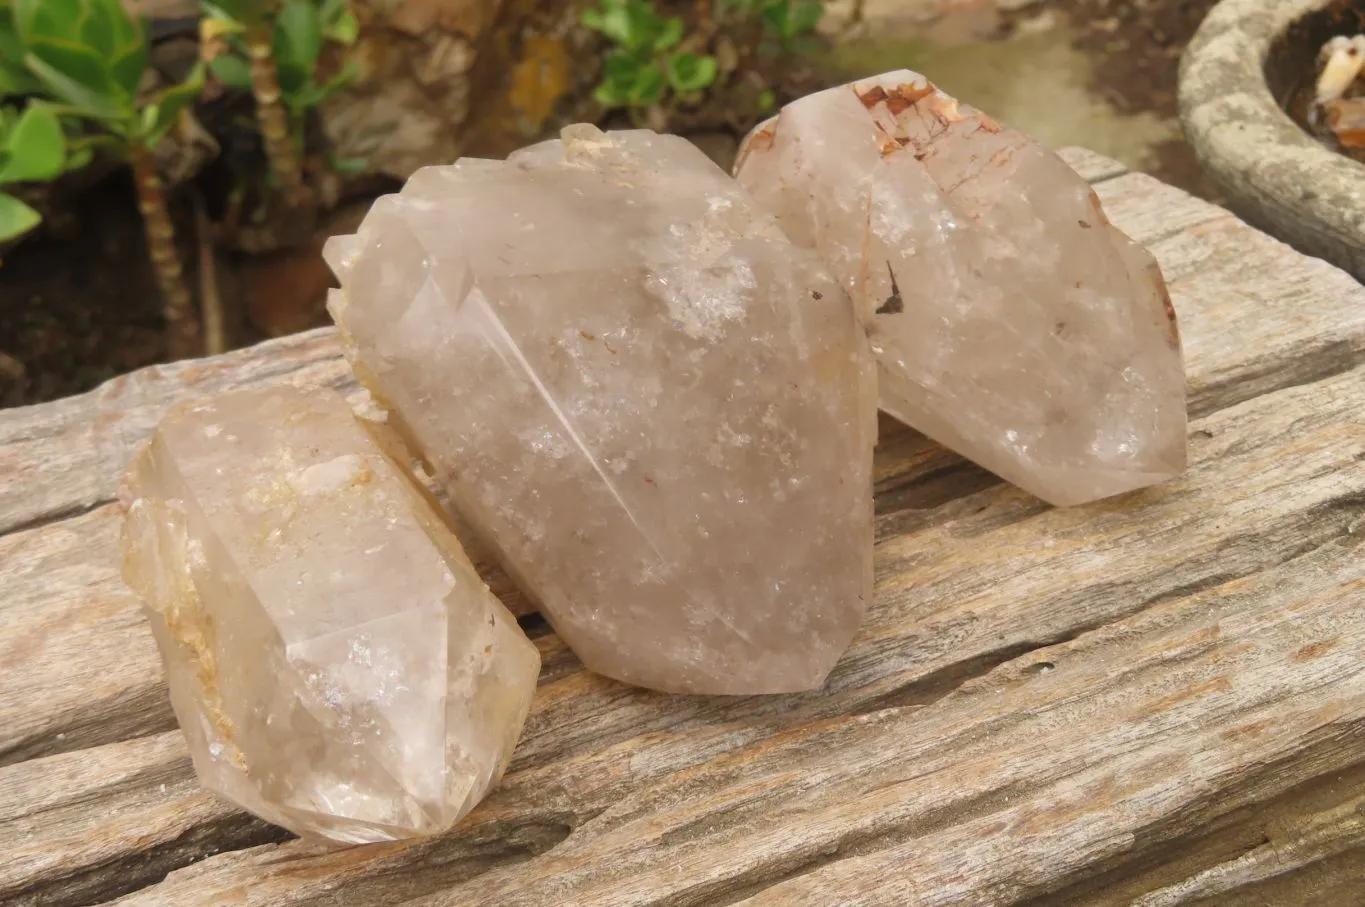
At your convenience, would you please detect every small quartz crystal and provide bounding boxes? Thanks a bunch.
[735,70,1188,506]
[120,387,540,843]
[326,125,876,695]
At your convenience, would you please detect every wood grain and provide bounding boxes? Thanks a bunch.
[1037,759,1365,906]
[0,733,285,906]
[99,361,1365,907]
[1,150,1364,907]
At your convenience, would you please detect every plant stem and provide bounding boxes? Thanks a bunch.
[848,0,866,29]
[194,192,228,355]
[130,144,199,356]
[244,23,305,204]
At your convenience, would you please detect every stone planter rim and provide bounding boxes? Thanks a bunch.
[1179,0,1365,280]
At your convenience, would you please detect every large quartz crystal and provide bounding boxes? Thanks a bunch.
[325,125,876,695]
[120,387,540,843]
[734,70,1187,506]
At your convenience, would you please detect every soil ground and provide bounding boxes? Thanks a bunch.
[0,177,168,408]
[1047,0,1221,197]
[0,0,1226,407]
[823,0,1220,197]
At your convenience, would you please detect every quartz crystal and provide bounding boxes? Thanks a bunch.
[325,125,876,695]
[734,70,1188,506]
[120,387,540,843]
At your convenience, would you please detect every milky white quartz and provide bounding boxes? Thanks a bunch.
[325,125,876,694]
[120,386,540,843]
[735,70,1188,505]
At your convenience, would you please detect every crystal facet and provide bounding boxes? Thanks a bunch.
[325,125,876,695]
[120,387,540,843]
[734,70,1188,506]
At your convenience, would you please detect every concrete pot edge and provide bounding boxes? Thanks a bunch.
[1178,0,1365,279]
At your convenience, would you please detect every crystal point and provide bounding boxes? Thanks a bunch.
[120,387,539,843]
[328,127,876,694]
[735,70,1188,506]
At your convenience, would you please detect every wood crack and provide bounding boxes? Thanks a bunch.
[0,500,107,540]
[5,814,288,907]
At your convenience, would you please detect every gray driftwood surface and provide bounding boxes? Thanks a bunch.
[2,149,1364,907]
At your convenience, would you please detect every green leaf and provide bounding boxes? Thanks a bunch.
[0,6,30,64]
[276,0,324,70]
[326,9,358,45]
[318,0,347,22]
[64,142,91,169]
[64,131,121,167]
[791,0,822,34]
[328,153,366,174]
[200,12,246,38]
[654,16,683,52]
[593,80,627,107]
[78,0,119,57]
[285,78,323,112]
[581,3,633,47]
[274,55,307,97]
[757,88,776,112]
[106,0,142,54]
[202,0,266,27]
[137,100,155,140]
[0,190,40,241]
[626,61,665,105]
[595,49,660,109]
[758,0,786,37]
[109,43,149,101]
[139,62,203,147]
[209,53,252,88]
[0,60,41,97]
[14,0,82,42]
[24,40,128,122]
[665,52,716,92]
[602,49,643,85]
[317,58,355,96]
[580,7,605,31]
[287,54,353,114]
[0,103,64,182]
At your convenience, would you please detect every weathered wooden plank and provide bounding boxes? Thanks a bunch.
[0,329,351,537]
[0,504,175,765]
[713,563,1365,907]
[1036,759,1365,905]
[1056,146,1130,184]
[0,150,1212,540]
[1131,793,1365,906]
[117,468,1365,904]
[0,734,285,907]
[7,360,1358,907]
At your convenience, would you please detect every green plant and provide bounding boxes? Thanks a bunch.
[3,0,205,352]
[720,0,822,53]
[759,0,822,53]
[0,2,40,96]
[0,103,62,241]
[583,0,718,119]
[204,0,358,202]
